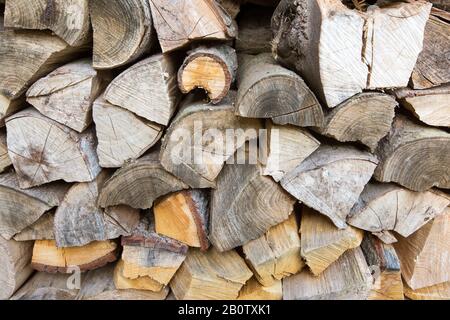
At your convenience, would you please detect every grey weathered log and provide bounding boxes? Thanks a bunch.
[210,153,296,251]
[4,0,91,46]
[374,114,450,191]
[0,236,34,300]
[6,108,101,189]
[236,53,324,127]
[97,148,189,209]
[160,93,261,188]
[315,93,397,151]
[348,183,450,243]
[0,130,11,173]
[55,171,141,248]
[90,0,154,69]
[0,173,68,240]
[104,54,181,126]
[13,210,55,241]
[281,145,378,229]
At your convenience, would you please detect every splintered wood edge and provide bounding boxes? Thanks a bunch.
[178,53,232,103]
[184,192,210,251]
[121,235,189,255]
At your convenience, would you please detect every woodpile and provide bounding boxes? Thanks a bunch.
[0,0,449,301]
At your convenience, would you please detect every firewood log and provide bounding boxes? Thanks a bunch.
[261,121,320,182]
[0,236,33,299]
[89,0,153,69]
[411,8,450,89]
[238,278,282,300]
[120,215,188,286]
[13,210,55,241]
[160,93,261,188]
[26,59,108,133]
[394,85,450,127]
[217,0,242,19]
[315,93,397,151]
[374,115,450,191]
[429,1,450,12]
[154,189,209,250]
[0,130,11,172]
[97,149,189,209]
[394,208,450,290]
[280,145,378,229]
[92,96,163,168]
[300,207,363,276]
[104,54,181,126]
[242,214,303,286]
[272,0,432,107]
[77,264,169,300]
[113,260,164,292]
[54,171,140,248]
[404,281,450,300]
[31,240,118,273]
[11,272,78,300]
[236,53,324,127]
[170,247,253,300]
[210,156,295,252]
[0,95,24,128]
[0,17,85,100]
[6,108,101,189]
[235,5,273,54]
[178,45,237,104]
[283,247,372,300]
[361,234,404,300]
[0,172,68,240]
[348,183,450,243]
[149,0,237,53]
[4,0,90,46]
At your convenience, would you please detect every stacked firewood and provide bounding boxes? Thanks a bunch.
[0,0,449,300]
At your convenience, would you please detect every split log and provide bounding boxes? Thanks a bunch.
[114,260,164,292]
[6,108,101,189]
[4,0,90,46]
[348,183,450,243]
[154,189,209,250]
[217,0,241,19]
[429,1,450,12]
[170,247,253,300]
[394,208,450,290]
[283,247,372,300]
[26,58,108,133]
[300,207,363,276]
[361,234,404,300]
[236,53,324,127]
[404,281,450,301]
[238,278,282,300]
[149,0,237,53]
[11,272,78,300]
[242,214,303,286]
[280,145,378,229]
[374,115,450,191]
[121,215,188,286]
[0,130,11,172]
[89,0,153,69]
[0,95,24,127]
[104,54,180,126]
[92,96,163,168]
[261,121,320,182]
[160,93,261,188]
[178,45,237,103]
[315,93,397,151]
[235,5,273,54]
[272,0,432,107]
[77,264,169,300]
[394,85,450,127]
[0,19,85,100]
[13,210,55,241]
[54,171,140,248]
[0,237,33,300]
[0,172,68,240]
[411,8,450,89]
[210,158,295,251]
[97,149,188,209]
[31,240,118,273]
